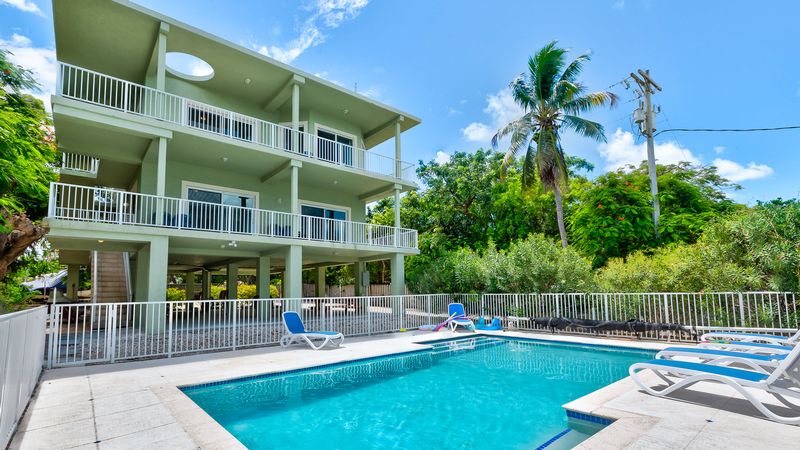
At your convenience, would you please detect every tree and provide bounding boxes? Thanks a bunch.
[0,49,57,280]
[493,41,617,247]
[569,162,739,267]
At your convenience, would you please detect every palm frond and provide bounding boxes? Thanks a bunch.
[561,114,607,142]
[520,140,537,190]
[509,74,532,110]
[562,91,619,115]
[491,112,532,149]
[558,51,590,85]
[531,41,566,103]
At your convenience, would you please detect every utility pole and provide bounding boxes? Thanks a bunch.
[630,69,662,238]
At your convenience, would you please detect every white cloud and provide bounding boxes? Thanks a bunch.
[0,33,57,109]
[462,88,524,144]
[598,128,701,170]
[598,128,774,183]
[613,0,625,9]
[255,0,369,63]
[434,151,451,165]
[712,158,774,182]
[0,0,43,16]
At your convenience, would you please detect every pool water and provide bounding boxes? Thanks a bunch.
[182,336,654,449]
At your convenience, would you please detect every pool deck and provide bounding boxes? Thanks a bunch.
[9,330,800,449]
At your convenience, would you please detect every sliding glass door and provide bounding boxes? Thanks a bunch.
[301,204,347,241]
[316,129,353,166]
[187,186,255,233]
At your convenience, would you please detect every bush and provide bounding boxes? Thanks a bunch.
[409,234,595,294]
[166,287,186,301]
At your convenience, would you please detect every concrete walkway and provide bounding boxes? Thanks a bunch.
[9,331,800,449]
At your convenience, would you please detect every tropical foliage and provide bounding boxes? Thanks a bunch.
[493,41,617,247]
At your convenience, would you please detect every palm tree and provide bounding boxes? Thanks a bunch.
[492,41,617,248]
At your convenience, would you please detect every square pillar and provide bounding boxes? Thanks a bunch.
[394,116,404,178]
[390,253,405,296]
[315,267,326,297]
[201,270,211,300]
[284,245,302,311]
[66,264,80,300]
[290,163,300,216]
[226,263,239,299]
[133,237,169,332]
[256,255,271,298]
[185,270,195,300]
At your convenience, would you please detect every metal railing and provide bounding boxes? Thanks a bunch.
[48,182,418,249]
[1,307,47,448]
[60,152,99,175]
[45,292,800,367]
[57,62,417,182]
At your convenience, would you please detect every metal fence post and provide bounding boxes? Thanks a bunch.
[738,292,746,327]
[427,295,432,325]
[662,293,671,342]
[107,304,117,363]
[367,297,372,336]
[167,302,173,357]
[603,294,610,321]
[232,299,238,351]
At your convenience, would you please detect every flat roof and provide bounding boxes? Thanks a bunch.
[52,0,421,148]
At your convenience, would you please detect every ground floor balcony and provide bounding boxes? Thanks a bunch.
[48,182,418,250]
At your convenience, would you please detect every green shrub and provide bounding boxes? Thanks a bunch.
[166,287,186,301]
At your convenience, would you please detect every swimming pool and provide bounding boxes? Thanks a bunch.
[182,336,654,449]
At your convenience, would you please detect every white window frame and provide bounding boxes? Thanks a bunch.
[181,181,260,208]
[299,199,350,221]
[314,123,358,148]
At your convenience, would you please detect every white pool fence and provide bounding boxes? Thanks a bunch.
[0,307,47,449]
[43,291,800,368]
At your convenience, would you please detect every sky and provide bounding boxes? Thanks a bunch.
[1,0,798,203]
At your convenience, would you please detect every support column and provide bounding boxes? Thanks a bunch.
[394,116,404,178]
[290,163,300,215]
[354,261,367,296]
[66,264,80,300]
[256,255,271,299]
[185,270,195,300]
[390,253,405,323]
[226,263,238,300]
[283,245,302,311]
[315,267,326,298]
[155,137,167,197]
[390,253,405,296]
[155,22,168,90]
[133,236,169,332]
[201,270,211,300]
[394,186,401,247]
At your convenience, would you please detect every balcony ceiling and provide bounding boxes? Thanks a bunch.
[53,0,420,149]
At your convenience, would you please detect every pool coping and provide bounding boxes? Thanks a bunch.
[167,332,665,449]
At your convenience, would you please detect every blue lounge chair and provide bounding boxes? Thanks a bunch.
[630,343,800,424]
[448,303,475,332]
[656,346,787,372]
[700,329,800,346]
[280,311,344,350]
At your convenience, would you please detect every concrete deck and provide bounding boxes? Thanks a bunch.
[9,331,800,449]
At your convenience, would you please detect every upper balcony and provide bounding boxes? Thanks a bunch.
[47,182,418,251]
[56,63,417,183]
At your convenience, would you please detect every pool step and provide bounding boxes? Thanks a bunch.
[428,337,508,356]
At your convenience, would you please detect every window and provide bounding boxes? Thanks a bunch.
[316,127,354,166]
[184,184,256,233]
[301,204,348,241]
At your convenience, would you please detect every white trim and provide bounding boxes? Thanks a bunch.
[300,199,350,220]
[315,123,358,147]
[181,180,260,207]
[279,120,308,131]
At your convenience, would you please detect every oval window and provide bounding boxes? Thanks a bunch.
[165,52,214,81]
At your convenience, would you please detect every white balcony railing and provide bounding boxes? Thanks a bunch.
[56,62,417,182]
[48,183,418,249]
[60,152,99,175]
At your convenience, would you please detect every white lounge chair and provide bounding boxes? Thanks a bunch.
[700,329,800,346]
[630,344,800,424]
[280,311,344,350]
[698,341,792,355]
[656,346,788,372]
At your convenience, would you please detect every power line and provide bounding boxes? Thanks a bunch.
[654,125,800,137]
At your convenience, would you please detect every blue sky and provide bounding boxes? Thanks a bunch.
[2,0,798,203]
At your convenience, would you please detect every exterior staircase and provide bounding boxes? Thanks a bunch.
[91,251,131,303]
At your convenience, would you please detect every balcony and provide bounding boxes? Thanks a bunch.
[59,152,99,178]
[48,183,418,250]
[56,62,416,182]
